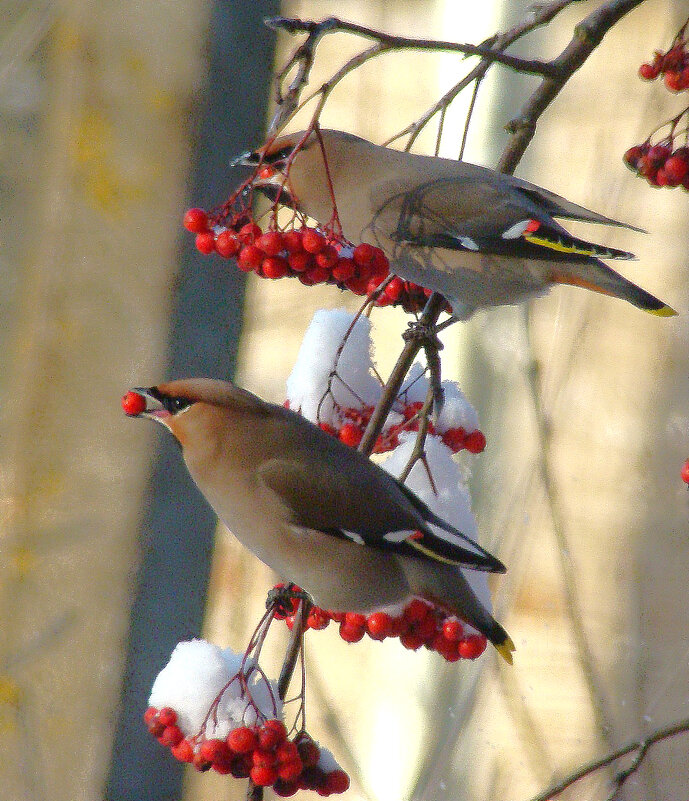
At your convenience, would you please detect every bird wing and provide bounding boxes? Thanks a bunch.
[371,174,636,262]
[501,173,645,231]
[256,455,504,572]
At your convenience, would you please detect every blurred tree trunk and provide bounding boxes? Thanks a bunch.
[0,2,276,801]
[105,3,278,801]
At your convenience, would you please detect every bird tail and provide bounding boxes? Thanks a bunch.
[405,560,515,664]
[490,623,515,665]
[551,260,676,316]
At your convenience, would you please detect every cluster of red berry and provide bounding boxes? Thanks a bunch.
[639,25,689,91]
[287,399,486,455]
[144,708,349,797]
[626,20,689,188]
[183,207,440,313]
[624,142,689,188]
[274,587,487,662]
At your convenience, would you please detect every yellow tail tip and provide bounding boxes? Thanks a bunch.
[496,635,515,665]
[648,304,678,317]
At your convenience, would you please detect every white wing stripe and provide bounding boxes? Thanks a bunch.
[426,522,485,557]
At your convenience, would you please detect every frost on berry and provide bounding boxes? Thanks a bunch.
[145,635,351,793]
[285,310,486,458]
[148,639,281,740]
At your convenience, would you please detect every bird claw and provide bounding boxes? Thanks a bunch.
[402,322,444,351]
[266,583,312,616]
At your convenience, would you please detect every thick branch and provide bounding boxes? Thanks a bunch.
[499,0,647,172]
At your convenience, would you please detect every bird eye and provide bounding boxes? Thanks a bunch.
[264,145,296,165]
[162,396,191,414]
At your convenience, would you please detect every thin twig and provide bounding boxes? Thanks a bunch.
[277,599,310,701]
[358,293,448,456]
[398,381,435,484]
[267,3,585,134]
[521,306,615,749]
[386,0,581,152]
[525,718,689,801]
[267,16,563,78]
[246,599,311,801]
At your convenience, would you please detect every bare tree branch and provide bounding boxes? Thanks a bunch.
[499,0,647,172]
[266,15,564,79]
[526,718,689,801]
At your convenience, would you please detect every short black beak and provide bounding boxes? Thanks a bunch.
[230,149,259,168]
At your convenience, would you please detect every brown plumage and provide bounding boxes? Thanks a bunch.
[239,128,675,319]
[126,378,514,663]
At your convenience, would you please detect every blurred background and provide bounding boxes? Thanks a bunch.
[1,1,688,800]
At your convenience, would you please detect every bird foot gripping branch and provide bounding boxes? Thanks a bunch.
[182,129,450,314]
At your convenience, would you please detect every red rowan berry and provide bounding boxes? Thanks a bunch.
[237,222,262,244]
[256,231,286,256]
[251,765,279,786]
[323,769,350,795]
[158,724,183,747]
[199,738,230,763]
[261,719,288,747]
[215,230,240,258]
[464,430,487,454]
[301,228,326,253]
[366,612,393,640]
[288,251,313,272]
[664,154,688,184]
[195,232,216,255]
[227,726,258,754]
[338,424,363,447]
[262,256,290,279]
[681,458,689,484]
[458,634,488,659]
[278,759,304,782]
[171,738,194,763]
[639,63,660,80]
[331,257,356,282]
[157,707,178,727]
[282,230,304,253]
[237,244,264,272]
[353,242,375,266]
[339,620,365,643]
[443,618,464,642]
[296,738,320,768]
[183,207,209,233]
[122,391,146,416]
[315,244,338,270]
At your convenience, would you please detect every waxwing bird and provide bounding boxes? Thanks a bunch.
[125,378,514,663]
[239,128,676,320]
